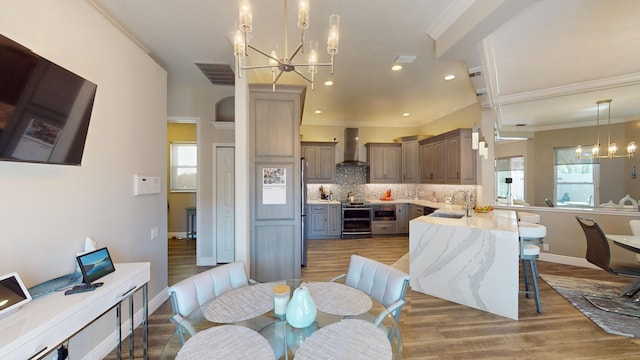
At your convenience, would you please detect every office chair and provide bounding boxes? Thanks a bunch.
[576,216,640,298]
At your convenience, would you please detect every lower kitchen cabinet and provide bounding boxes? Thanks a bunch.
[372,221,397,235]
[397,203,409,234]
[307,204,341,239]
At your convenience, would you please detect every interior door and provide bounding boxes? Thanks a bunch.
[216,146,235,263]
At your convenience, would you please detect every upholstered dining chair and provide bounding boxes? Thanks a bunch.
[168,261,252,345]
[576,216,640,298]
[331,254,410,326]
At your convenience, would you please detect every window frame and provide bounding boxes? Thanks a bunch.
[554,147,599,207]
[170,141,197,192]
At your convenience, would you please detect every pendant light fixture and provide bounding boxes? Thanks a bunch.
[233,0,340,91]
[575,99,636,159]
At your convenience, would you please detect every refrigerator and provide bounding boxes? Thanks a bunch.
[301,157,308,266]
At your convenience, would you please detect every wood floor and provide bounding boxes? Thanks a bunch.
[108,236,640,359]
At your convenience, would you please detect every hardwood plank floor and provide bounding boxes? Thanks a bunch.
[108,236,640,359]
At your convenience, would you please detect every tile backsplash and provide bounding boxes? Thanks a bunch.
[308,165,477,206]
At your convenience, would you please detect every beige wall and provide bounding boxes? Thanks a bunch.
[416,103,480,135]
[0,1,168,358]
[167,123,196,234]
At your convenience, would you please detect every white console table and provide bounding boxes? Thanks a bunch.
[0,262,150,359]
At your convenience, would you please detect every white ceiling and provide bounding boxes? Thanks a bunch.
[89,0,640,132]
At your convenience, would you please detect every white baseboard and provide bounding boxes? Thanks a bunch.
[539,253,601,270]
[88,287,169,359]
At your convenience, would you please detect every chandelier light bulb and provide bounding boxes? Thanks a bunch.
[234,30,245,56]
[575,145,582,157]
[239,4,253,32]
[592,144,599,156]
[308,40,318,72]
[327,15,340,54]
[608,143,617,157]
[628,142,636,156]
[298,0,309,30]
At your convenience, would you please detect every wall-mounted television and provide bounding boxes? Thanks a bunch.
[0,34,97,165]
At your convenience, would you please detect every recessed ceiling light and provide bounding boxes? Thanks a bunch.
[314,110,322,114]
[324,80,334,86]
[444,74,456,81]
[391,64,403,71]
[402,112,410,117]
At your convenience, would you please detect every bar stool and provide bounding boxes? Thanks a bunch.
[518,211,540,224]
[518,221,546,313]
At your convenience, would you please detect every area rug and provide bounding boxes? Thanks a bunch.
[540,274,640,338]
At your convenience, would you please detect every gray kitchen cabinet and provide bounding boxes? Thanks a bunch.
[372,221,397,235]
[328,204,341,236]
[445,129,476,184]
[410,204,425,219]
[419,139,445,183]
[366,143,402,183]
[308,204,328,237]
[249,84,305,282]
[302,142,336,183]
[307,204,341,239]
[397,203,409,233]
[401,139,419,183]
[419,128,475,184]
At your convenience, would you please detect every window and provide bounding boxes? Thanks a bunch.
[170,142,197,191]
[554,147,599,207]
[495,156,524,204]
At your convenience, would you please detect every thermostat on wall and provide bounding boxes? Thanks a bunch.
[134,175,161,196]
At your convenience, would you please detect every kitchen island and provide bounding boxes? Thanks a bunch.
[409,209,520,320]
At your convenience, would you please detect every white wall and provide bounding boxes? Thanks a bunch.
[0,1,168,358]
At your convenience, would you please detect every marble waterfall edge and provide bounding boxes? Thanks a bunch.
[409,211,520,320]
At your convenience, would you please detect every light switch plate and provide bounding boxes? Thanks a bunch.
[134,175,161,196]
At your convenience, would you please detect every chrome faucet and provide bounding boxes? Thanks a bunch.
[451,190,472,217]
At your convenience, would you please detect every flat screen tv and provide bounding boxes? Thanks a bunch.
[0,34,97,165]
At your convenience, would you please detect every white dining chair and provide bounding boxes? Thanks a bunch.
[168,261,252,345]
[331,254,409,326]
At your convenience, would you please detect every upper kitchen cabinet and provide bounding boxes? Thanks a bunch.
[302,142,336,183]
[399,136,419,183]
[419,138,445,183]
[419,128,476,185]
[365,143,402,183]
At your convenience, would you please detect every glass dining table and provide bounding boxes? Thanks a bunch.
[160,279,403,359]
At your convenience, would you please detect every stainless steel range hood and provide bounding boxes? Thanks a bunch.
[337,128,367,167]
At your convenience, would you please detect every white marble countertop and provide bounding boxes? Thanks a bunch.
[307,200,341,204]
[411,209,518,233]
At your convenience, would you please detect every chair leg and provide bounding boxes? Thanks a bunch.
[521,258,530,297]
[529,258,543,313]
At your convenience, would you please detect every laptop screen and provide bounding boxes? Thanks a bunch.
[76,247,115,285]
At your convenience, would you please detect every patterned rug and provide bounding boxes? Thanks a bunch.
[540,274,640,338]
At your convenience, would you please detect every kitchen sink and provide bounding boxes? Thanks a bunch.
[430,212,465,219]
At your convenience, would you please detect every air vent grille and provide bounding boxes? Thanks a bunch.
[195,63,235,86]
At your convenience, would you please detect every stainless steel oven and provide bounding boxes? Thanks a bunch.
[372,204,396,221]
[341,202,372,239]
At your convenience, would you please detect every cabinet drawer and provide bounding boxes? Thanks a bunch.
[372,221,397,234]
[310,205,328,213]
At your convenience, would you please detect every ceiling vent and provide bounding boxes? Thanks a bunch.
[196,63,235,86]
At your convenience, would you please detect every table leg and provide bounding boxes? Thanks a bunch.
[116,303,121,360]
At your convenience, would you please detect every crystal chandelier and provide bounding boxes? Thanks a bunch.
[576,99,636,159]
[233,0,340,91]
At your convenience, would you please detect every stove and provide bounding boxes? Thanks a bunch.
[341,201,372,239]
